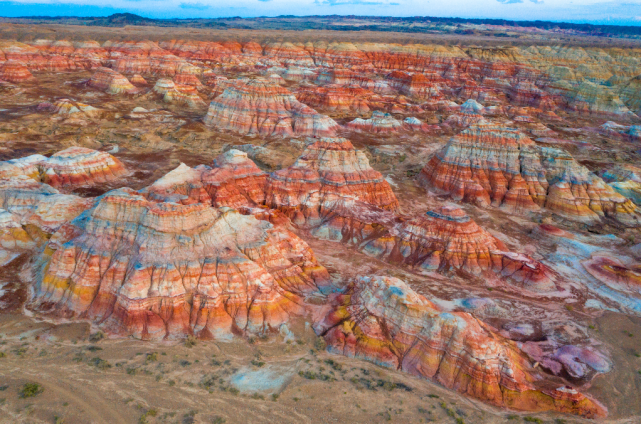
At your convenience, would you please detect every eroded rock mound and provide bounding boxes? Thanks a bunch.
[41,147,128,189]
[346,111,403,133]
[315,275,606,417]
[88,67,138,94]
[266,137,399,228]
[419,122,641,226]
[0,60,35,83]
[31,188,331,340]
[361,205,555,291]
[204,78,339,137]
[143,149,267,208]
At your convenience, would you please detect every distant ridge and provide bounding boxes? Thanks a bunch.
[1,13,640,38]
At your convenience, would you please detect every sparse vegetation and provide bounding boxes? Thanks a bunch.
[19,383,43,398]
[89,331,104,343]
[523,418,543,424]
[184,335,197,348]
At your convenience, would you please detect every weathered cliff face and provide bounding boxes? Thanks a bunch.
[31,188,331,340]
[361,206,555,291]
[204,78,339,137]
[315,275,606,417]
[419,123,641,226]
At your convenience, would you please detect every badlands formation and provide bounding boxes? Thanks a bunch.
[0,24,641,423]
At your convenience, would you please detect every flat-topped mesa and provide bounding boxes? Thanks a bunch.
[315,275,606,418]
[142,149,268,208]
[31,188,331,340]
[0,60,35,83]
[41,147,128,189]
[346,111,403,133]
[419,122,641,225]
[295,84,373,114]
[87,67,139,94]
[203,78,339,137]
[266,137,399,227]
[361,205,555,291]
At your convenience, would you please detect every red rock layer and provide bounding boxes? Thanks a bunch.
[315,275,606,417]
[204,78,339,137]
[31,188,331,340]
[0,60,35,83]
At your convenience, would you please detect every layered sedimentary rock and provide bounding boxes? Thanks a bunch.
[0,60,35,83]
[566,81,636,117]
[582,256,641,295]
[0,147,126,190]
[346,111,403,133]
[315,275,605,417]
[87,67,138,94]
[130,74,148,86]
[295,84,374,114]
[0,208,35,266]
[142,149,267,208]
[31,188,331,340]
[419,123,641,225]
[0,176,93,233]
[152,78,207,109]
[360,205,555,291]
[443,99,488,128]
[385,71,444,99]
[204,78,339,137]
[266,137,399,228]
[599,165,641,205]
[52,99,101,117]
[40,147,128,189]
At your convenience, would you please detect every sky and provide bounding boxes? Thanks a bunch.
[0,0,639,26]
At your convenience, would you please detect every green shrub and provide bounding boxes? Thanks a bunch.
[19,383,43,398]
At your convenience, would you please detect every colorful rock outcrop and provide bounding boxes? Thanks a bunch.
[31,188,331,340]
[204,78,339,137]
[88,67,139,94]
[315,275,605,417]
[419,123,641,226]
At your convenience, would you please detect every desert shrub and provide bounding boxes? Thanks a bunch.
[19,383,43,398]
